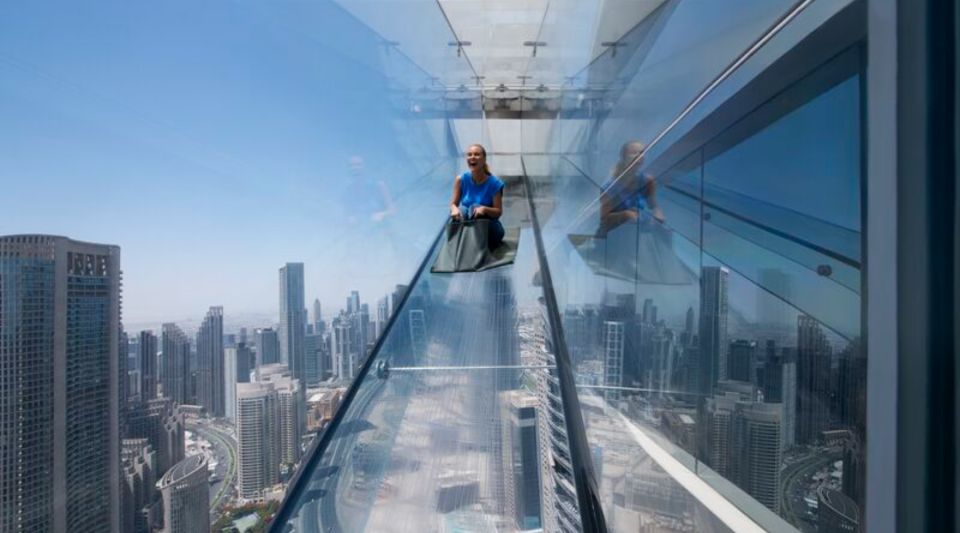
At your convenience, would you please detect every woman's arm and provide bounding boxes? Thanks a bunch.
[474,189,503,219]
[642,176,665,223]
[449,175,463,218]
[600,188,639,232]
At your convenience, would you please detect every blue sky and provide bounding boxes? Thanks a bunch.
[0,1,452,323]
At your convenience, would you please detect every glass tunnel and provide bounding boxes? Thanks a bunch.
[261,1,868,532]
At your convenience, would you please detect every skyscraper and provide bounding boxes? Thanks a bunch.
[796,315,832,444]
[197,306,225,417]
[500,391,542,530]
[236,382,281,500]
[121,438,159,533]
[161,323,191,405]
[279,263,306,385]
[304,332,326,386]
[782,355,798,449]
[376,296,390,338]
[603,321,625,402]
[158,455,210,533]
[728,339,757,383]
[312,298,323,332]
[731,402,782,513]
[0,235,122,532]
[256,327,280,366]
[224,343,253,423]
[139,330,159,402]
[333,313,355,380]
[699,266,730,393]
[347,289,360,315]
[125,397,185,477]
[259,364,304,466]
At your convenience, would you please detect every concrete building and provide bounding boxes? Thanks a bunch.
[699,266,730,393]
[236,382,281,500]
[256,327,280,366]
[732,402,782,513]
[139,330,159,402]
[500,391,542,530]
[161,323,191,406]
[602,321,625,402]
[797,315,832,444]
[158,454,210,533]
[125,397,185,478]
[279,263,306,385]
[304,332,327,387]
[121,439,159,533]
[0,235,122,532]
[258,364,304,466]
[196,306,225,417]
[225,342,253,423]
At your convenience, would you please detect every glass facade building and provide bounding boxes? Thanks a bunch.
[1,0,957,532]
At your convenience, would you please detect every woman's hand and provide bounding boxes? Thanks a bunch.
[472,205,486,217]
[450,206,462,219]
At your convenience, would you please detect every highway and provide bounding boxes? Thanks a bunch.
[189,419,238,520]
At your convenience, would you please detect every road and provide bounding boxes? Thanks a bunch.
[188,419,238,521]
[780,450,839,531]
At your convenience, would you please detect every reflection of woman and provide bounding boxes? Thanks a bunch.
[343,156,396,226]
[449,144,505,248]
[600,141,664,235]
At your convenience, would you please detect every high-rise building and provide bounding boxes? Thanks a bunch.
[279,263,306,384]
[158,454,210,533]
[125,397,186,477]
[121,438,159,533]
[796,315,832,444]
[757,268,792,327]
[259,364,304,466]
[256,327,280,366]
[139,330,159,402]
[312,298,323,331]
[0,235,122,533]
[161,323,191,405]
[197,306,225,417]
[782,355,798,449]
[699,266,730,393]
[333,313,355,380]
[731,402,782,513]
[347,290,360,315]
[728,339,757,383]
[703,394,737,476]
[603,321,625,402]
[376,296,390,338]
[500,391,542,530]
[304,332,326,386]
[224,343,253,423]
[236,382,281,500]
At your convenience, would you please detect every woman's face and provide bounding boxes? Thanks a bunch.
[466,146,485,171]
[621,142,644,166]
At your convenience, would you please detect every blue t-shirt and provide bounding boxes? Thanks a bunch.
[601,173,651,212]
[458,171,504,210]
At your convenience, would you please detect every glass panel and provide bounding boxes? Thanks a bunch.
[279,174,553,531]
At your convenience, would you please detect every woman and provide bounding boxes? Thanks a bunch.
[449,144,505,248]
[599,140,664,235]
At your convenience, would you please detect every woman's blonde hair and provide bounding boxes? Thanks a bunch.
[613,140,645,179]
[469,143,492,176]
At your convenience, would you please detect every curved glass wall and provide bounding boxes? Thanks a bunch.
[529,0,866,531]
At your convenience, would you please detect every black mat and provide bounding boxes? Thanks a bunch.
[568,222,696,285]
[431,219,520,273]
